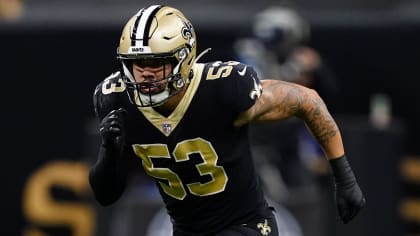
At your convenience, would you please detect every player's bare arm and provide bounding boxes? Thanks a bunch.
[234,79,344,159]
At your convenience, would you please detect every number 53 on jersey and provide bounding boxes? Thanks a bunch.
[132,138,228,200]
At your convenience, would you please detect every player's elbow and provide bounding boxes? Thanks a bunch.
[304,86,321,100]
[89,184,121,207]
[93,193,119,206]
[297,87,327,117]
[88,169,122,206]
[303,86,325,106]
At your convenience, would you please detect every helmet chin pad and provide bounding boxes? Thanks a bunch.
[137,87,171,107]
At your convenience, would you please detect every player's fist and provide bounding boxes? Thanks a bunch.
[330,156,366,224]
[99,108,127,154]
[334,177,366,224]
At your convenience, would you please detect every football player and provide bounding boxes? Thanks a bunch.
[89,5,365,236]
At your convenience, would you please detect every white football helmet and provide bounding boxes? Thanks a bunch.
[117,5,197,107]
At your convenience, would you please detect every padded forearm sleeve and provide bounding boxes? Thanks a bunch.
[89,145,129,206]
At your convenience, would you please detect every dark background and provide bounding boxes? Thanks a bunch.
[2,1,420,235]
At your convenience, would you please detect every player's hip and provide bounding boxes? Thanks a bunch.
[173,206,277,236]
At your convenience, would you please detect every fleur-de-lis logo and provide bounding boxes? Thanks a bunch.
[249,75,263,100]
[257,219,271,236]
[181,21,194,40]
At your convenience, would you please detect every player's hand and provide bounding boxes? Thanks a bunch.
[334,177,366,224]
[330,156,366,224]
[99,108,127,154]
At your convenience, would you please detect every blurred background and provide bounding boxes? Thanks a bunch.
[2,0,420,235]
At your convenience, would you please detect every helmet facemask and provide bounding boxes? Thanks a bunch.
[118,46,192,107]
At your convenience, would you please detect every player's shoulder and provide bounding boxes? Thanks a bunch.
[196,61,262,111]
[201,61,258,81]
[93,72,128,119]
[94,72,125,93]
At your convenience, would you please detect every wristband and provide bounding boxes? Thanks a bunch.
[329,155,356,187]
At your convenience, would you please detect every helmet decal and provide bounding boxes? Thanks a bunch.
[181,21,194,41]
[131,5,162,47]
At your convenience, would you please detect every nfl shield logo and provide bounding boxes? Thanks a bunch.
[162,122,172,134]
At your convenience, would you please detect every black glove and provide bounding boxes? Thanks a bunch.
[99,108,127,155]
[330,155,366,224]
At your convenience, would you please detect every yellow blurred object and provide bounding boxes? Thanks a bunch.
[400,156,420,183]
[0,0,24,20]
[400,198,420,223]
[22,161,95,236]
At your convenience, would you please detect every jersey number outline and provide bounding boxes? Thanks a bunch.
[101,76,126,94]
[132,138,228,200]
[206,61,240,80]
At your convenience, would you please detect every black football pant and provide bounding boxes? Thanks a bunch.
[173,213,278,236]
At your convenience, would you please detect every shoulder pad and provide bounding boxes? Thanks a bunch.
[93,72,127,119]
[204,61,257,81]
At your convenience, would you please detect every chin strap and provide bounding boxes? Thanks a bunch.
[194,48,212,64]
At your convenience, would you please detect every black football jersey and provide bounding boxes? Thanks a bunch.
[93,61,270,235]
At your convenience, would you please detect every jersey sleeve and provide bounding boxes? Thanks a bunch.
[203,61,263,115]
[232,62,263,113]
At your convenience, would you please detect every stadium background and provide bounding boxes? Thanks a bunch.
[1,0,419,235]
